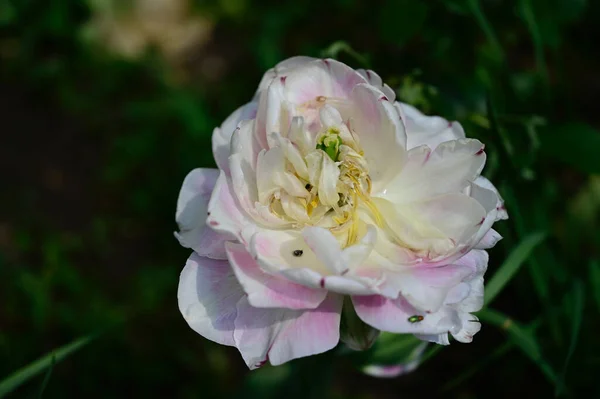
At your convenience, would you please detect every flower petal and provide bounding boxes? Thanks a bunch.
[177,253,244,346]
[475,229,503,249]
[356,68,396,102]
[350,84,407,192]
[206,171,252,241]
[233,293,343,368]
[212,102,258,174]
[382,139,486,204]
[474,176,509,220]
[352,294,455,335]
[225,242,327,309]
[175,168,229,259]
[397,102,466,150]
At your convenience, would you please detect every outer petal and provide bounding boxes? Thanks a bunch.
[206,171,252,241]
[474,176,509,220]
[350,84,407,192]
[475,229,503,249]
[397,102,466,150]
[356,68,396,102]
[256,56,317,94]
[382,139,486,204]
[233,293,343,368]
[352,295,456,335]
[177,253,244,346]
[212,101,258,174]
[175,168,228,259]
[225,242,327,310]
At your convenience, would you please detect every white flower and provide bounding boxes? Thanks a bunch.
[176,56,508,369]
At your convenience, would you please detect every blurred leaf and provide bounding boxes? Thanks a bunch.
[540,122,600,173]
[484,232,547,306]
[0,335,95,398]
[557,280,585,396]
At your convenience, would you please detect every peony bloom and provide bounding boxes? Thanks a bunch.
[176,56,508,369]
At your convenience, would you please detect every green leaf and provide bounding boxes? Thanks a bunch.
[540,122,600,173]
[0,335,95,398]
[557,280,585,396]
[484,232,547,306]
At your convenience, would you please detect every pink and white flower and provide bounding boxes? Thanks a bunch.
[176,56,508,369]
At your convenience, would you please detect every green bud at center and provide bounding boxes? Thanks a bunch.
[316,128,342,162]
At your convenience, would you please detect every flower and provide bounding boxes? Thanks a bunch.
[176,56,508,369]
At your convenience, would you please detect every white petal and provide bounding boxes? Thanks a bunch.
[397,102,465,150]
[382,139,486,204]
[350,84,407,192]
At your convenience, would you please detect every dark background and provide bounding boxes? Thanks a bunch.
[1,0,599,398]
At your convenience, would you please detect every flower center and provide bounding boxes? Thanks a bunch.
[262,105,383,247]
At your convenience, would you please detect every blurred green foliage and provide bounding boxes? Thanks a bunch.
[1,0,599,397]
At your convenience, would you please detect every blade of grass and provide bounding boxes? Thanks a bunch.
[518,0,549,96]
[441,318,543,392]
[484,232,547,306]
[442,341,513,391]
[556,280,584,396]
[590,260,600,313]
[36,354,55,399]
[478,308,559,388]
[0,334,96,398]
[467,0,505,63]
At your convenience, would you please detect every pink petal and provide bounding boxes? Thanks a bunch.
[356,69,396,102]
[177,253,244,346]
[212,101,258,175]
[233,293,343,369]
[206,172,251,241]
[475,229,503,249]
[352,295,455,335]
[225,242,327,309]
[175,168,229,259]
